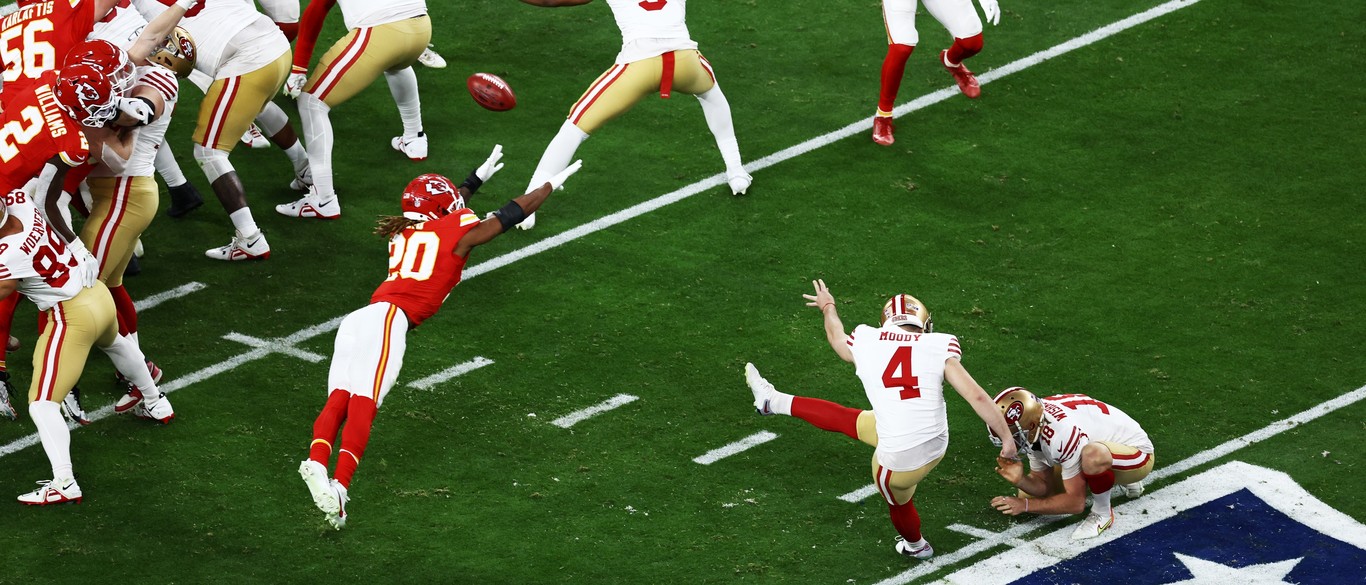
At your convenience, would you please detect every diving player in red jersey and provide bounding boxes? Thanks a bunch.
[296,148,584,530]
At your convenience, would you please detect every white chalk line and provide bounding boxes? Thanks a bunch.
[551,393,639,428]
[693,431,780,465]
[408,356,494,390]
[133,281,206,312]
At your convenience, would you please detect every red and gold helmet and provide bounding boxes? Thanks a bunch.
[881,293,932,331]
[148,26,197,78]
[401,174,463,221]
[63,39,134,94]
[990,387,1044,451]
[55,64,119,127]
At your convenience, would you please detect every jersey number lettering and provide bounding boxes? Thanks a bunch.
[1,19,56,83]
[154,0,205,18]
[386,231,440,282]
[881,346,921,400]
[31,228,71,288]
[0,106,46,163]
[1047,394,1110,414]
[638,0,667,11]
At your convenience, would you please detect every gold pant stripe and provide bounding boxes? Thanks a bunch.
[29,284,118,404]
[370,303,398,400]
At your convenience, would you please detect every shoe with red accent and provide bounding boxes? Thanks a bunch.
[941,50,981,99]
[134,391,175,424]
[205,231,271,262]
[1070,510,1115,540]
[0,371,18,421]
[325,479,349,530]
[872,116,895,146]
[114,386,144,413]
[894,535,934,559]
[241,123,270,149]
[276,189,341,220]
[391,132,428,161]
[18,478,82,505]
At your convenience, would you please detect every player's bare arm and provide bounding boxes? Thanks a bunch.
[945,359,1017,460]
[37,160,79,243]
[992,473,1087,516]
[519,0,594,7]
[454,160,583,256]
[125,0,200,64]
[83,125,136,163]
[804,279,853,362]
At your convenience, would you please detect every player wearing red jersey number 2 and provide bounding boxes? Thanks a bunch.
[988,388,1155,540]
[297,149,583,530]
[745,280,1015,558]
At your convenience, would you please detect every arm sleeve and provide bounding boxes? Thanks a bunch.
[292,0,338,70]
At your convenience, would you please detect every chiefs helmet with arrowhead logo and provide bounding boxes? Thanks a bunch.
[63,39,135,94]
[401,174,464,222]
[54,63,120,127]
[148,26,197,78]
[881,293,933,331]
[989,387,1044,451]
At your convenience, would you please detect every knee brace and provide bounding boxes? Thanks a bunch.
[194,144,234,183]
[255,101,289,137]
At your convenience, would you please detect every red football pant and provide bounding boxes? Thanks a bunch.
[878,44,915,113]
[945,34,984,66]
[333,394,378,489]
[791,397,861,440]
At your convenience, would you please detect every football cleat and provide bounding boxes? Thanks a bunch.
[289,164,313,192]
[941,50,981,99]
[727,171,753,196]
[114,386,144,413]
[1070,511,1115,540]
[18,478,82,505]
[0,372,18,421]
[299,460,336,512]
[7,335,20,351]
[516,212,537,231]
[872,116,895,146]
[391,132,428,161]
[61,387,92,426]
[894,536,934,559]
[276,191,341,220]
[205,231,271,262]
[134,391,174,424]
[123,255,141,277]
[241,123,270,149]
[417,45,447,69]
[326,479,349,530]
[167,182,204,218]
[744,362,776,415]
[1120,482,1145,498]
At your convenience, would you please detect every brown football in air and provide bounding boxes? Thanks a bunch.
[467,73,516,112]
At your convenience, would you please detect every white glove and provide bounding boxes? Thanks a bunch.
[547,160,583,191]
[116,97,154,126]
[283,67,308,98]
[978,0,1000,26]
[475,144,505,183]
[66,239,99,289]
[175,0,200,9]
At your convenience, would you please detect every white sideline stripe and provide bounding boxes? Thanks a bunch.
[866,384,1366,585]
[693,431,779,465]
[550,393,639,428]
[945,524,1030,549]
[408,356,494,390]
[133,282,206,312]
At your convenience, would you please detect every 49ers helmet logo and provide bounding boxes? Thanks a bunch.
[1004,401,1023,424]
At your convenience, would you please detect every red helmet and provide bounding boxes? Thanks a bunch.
[63,40,135,94]
[54,63,120,127]
[401,174,464,221]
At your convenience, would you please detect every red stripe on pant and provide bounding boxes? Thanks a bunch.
[205,78,241,149]
[659,51,675,98]
[92,177,132,269]
[571,64,629,126]
[39,304,68,402]
[315,29,372,102]
[1112,451,1151,470]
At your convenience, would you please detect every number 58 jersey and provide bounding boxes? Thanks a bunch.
[848,324,963,451]
[369,209,482,328]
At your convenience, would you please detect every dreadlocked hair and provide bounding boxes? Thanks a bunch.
[375,215,420,239]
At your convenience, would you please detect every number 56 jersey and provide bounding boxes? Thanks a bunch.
[848,324,962,452]
[369,209,482,328]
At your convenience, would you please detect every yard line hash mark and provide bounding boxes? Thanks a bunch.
[693,431,779,465]
[133,281,206,312]
[222,332,327,363]
[551,394,639,428]
[408,357,495,390]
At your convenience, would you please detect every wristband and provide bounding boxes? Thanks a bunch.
[1024,499,1029,513]
[490,200,526,232]
[459,172,483,195]
[175,0,197,10]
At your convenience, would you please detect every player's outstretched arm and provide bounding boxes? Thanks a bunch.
[128,0,201,64]
[454,160,582,256]
[802,279,853,362]
[992,474,1086,516]
[519,0,594,7]
[457,145,505,200]
[945,359,1017,460]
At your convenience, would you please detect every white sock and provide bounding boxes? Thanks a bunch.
[100,335,156,394]
[256,101,288,136]
[384,67,423,137]
[299,93,336,200]
[30,401,73,480]
[155,139,188,187]
[768,391,794,416]
[695,84,745,177]
[524,120,589,192]
[282,141,309,176]
[1090,489,1112,517]
[229,208,259,238]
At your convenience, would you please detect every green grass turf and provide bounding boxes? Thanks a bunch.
[0,0,1363,583]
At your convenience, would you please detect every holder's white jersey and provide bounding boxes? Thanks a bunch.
[338,0,425,30]
[848,324,963,452]
[89,0,147,48]
[0,200,85,311]
[606,0,697,64]
[132,0,288,79]
[91,65,177,178]
[1027,394,1154,480]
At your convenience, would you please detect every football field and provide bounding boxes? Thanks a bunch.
[1,0,1363,583]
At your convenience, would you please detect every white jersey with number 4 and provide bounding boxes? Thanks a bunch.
[1028,394,1154,480]
[338,0,426,30]
[607,0,697,64]
[848,324,962,452]
[132,0,287,79]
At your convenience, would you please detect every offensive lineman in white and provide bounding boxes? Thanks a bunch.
[516,0,750,230]
[745,280,1015,558]
[988,388,1155,540]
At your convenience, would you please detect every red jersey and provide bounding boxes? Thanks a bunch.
[370,209,483,327]
[1,0,98,109]
[0,69,90,193]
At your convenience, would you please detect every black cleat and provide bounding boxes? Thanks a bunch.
[167,182,204,218]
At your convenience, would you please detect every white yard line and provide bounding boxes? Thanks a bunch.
[693,431,779,465]
[221,332,327,363]
[550,394,639,428]
[132,281,206,312]
[945,524,1031,549]
[408,356,495,390]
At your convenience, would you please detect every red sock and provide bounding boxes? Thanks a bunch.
[333,394,378,488]
[1083,469,1115,494]
[309,390,351,466]
[0,292,17,367]
[109,285,137,336]
[888,498,923,541]
[791,397,861,440]
[878,43,915,113]
[276,21,299,42]
[945,34,984,66]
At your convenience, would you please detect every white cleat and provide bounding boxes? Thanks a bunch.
[133,238,144,258]
[18,478,82,505]
[391,133,428,161]
[205,231,271,261]
[417,45,447,69]
[1070,511,1115,540]
[744,362,776,415]
[135,392,175,424]
[326,479,349,530]
[61,387,92,426]
[241,124,270,149]
[276,191,340,220]
[1120,482,1145,498]
[299,460,338,514]
[0,378,18,421]
[114,387,144,413]
[727,172,753,196]
[894,536,934,559]
[289,164,313,192]
[516,211,537,231]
